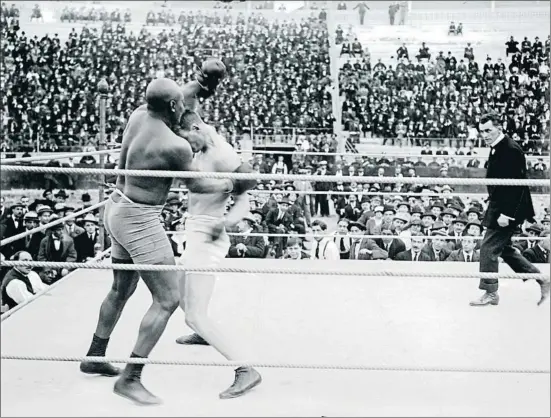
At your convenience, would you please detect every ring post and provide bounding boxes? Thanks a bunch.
[97,78,109,251]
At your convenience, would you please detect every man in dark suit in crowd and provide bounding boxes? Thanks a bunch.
[0,202,27,258]
[22,211,44,260]
[227,213,266,258]
[376,224,405,260]
[37,215,77,283]
[395,234,432,261]
[74,214,99,262]
[522,231,550,264]
[471,113,549,307]
[422,230,451,261]
[446,235,481,262]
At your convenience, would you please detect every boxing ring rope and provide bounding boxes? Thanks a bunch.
[170,188,538,199]
[1,162,549,382]
[2,354,547,375]
[3,148,547,162]
[2,260,548,281]
[2,148,121,164]
[168,231,549,241]
[0,200,108,247]
[0,248,112,322]
[1,165,548,187]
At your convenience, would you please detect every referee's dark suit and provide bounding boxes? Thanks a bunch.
[472,129,548,306]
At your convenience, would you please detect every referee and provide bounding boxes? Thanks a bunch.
[470,113,549,307]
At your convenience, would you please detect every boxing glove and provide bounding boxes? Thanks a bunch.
[195,58,226,92]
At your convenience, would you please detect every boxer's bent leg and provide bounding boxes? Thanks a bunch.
[180,227,249,361]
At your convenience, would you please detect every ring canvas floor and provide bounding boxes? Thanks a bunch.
[2,261,549,417]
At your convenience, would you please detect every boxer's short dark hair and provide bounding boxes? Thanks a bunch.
[180,110,202,130]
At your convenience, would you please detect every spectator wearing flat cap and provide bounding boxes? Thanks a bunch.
[422,229,451,261]
[348,221,387,260]
[74,214,100,262]
[37,215,77,283]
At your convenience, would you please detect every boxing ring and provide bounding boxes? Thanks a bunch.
[1,160,550,417]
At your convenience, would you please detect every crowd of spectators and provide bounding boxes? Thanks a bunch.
[339,33,550,156]
[1,6,334,152]
[2,146,549,311]
[59,5,132,24]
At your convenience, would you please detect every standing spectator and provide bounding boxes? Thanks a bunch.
[353,2,370,25]
[1,251,48,312]
[470,113,549,307]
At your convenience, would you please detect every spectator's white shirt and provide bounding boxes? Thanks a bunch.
[399,229,412,250]
[6,270,48,304]
[540,63,549,75]
[310,238,340,261]
[467,126,478,141]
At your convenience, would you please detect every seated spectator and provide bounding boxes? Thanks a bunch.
[309,219,339,260]
[421,230,451,261]
[376,224,406,260]
[74,214,99,262]
[37,215,77,283]
[227,213,266,258]
[348,221,387,260]
[332,218,352,259]
[22,211,43,260]
[522,231,550,263]
[0,201,26,259]
[395,234,431,261]
[283,237,309,260]
[446,234,480,262]
[1,251,48,312]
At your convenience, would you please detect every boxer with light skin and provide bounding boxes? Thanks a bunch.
[175,110,261,399]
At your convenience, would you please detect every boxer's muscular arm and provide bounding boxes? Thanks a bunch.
[181,80,203,112]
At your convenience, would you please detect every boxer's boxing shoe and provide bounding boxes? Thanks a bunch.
[80,361,121,377]
[469,291,499,306]
[114,376,162,406]
[538,280,550,306]
[175,333,210,346]
[219,367,262,399]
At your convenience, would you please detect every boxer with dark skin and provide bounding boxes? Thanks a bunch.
[80,64,240,405]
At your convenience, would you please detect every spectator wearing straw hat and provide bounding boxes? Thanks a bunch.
[1,251,48,311]
[22,211,43,260]
[74,214,99,262]
[36,206,53,226]
[37,215,77,282]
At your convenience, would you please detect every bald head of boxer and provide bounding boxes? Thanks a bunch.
[145,78,185,127]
